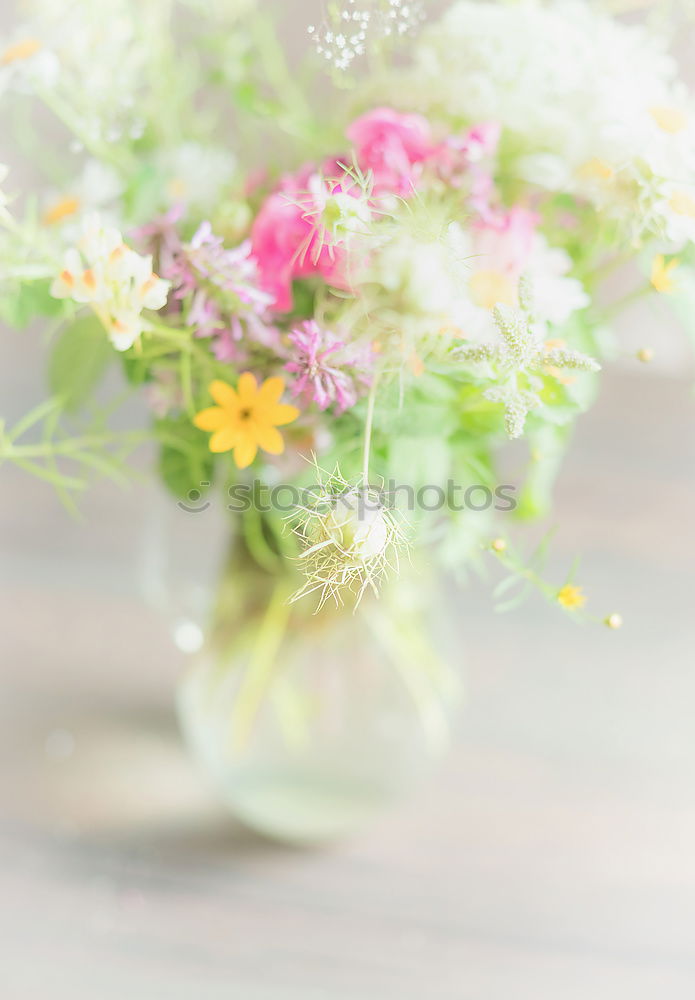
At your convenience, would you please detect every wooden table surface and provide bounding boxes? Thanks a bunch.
[2,362,695,998]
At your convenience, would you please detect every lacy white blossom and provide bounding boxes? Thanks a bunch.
[0,0,165,143]
[308,0,426,73]
[410,0,695,245]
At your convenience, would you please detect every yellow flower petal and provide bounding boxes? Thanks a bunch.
[257,375,286,406]
[669,192,695,219]
[557,584,586,610]
[209,427,239,453]
[1,38,42,65]
[469,270,516,310]
[209,379,239,409]
[234,437,258,469]
[193,406,227,431]
[651,254,679,294]
[578,158,614,182]
[268,403,300,427]
[43,196,81,227]
[254,424,285,455]
[650,106,687,134]
[237,371,258,404]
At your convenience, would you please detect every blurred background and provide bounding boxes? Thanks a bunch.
[2,1,695,998]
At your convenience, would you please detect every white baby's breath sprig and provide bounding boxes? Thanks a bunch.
[308,0,426,74]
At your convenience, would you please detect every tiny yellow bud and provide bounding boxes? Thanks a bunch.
[557,584,586,611]
[605,613,624,630]
[637,348,654,363]
[491,538,507,554]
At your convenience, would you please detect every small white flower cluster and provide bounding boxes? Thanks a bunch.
[51,216,170,351]
[410,0,695,245]
[308,0,425,73]
[0,0,162,146]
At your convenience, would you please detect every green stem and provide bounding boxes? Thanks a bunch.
[229,580,294,753]
[603,282,653,321]
[33,87,135,174]
[1,430,149,461]
[362,372,380,484]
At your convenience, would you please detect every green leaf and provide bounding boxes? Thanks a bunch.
[48,315,113,413]
[0,280,66,329]
[121,353,151,386]
[156,417,215,502]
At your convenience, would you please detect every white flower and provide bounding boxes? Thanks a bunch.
[41,160,124,234]
[0,35,60,94]
[1,0,159,141]
[157,143,236,212]
[408,0,695,245]
[51,216,170,350]
[322,494,391,563]
[374,221,471,322]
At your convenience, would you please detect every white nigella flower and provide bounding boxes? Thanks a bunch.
[319,186,373,240]
[374,221,471,323]
[287,469,408,611]
[51,215,170,350]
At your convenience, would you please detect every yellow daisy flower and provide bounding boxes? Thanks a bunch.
[650,254,679,294]
[193,373,300,469]
[557,584,586,611]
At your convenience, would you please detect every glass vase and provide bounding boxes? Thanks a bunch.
[142,492,463,843]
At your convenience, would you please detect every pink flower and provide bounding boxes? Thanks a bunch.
[473,206,539,279]
[285,320,373,414]
[250,172,355,313]
[160,221,277,359]
[346,107,434,197]
[430,122,501,218]
[454,122,501,164]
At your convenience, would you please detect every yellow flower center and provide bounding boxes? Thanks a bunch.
[42,196,80,226]
[649,105,688,134]
[557,584,586,611]
[167,177,188,201]
[578,158,615,182]
[1,38,42,65]
[669,192,695,218]
[469,269,516,310]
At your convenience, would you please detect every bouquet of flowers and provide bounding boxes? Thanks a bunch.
[2,0,693,839]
